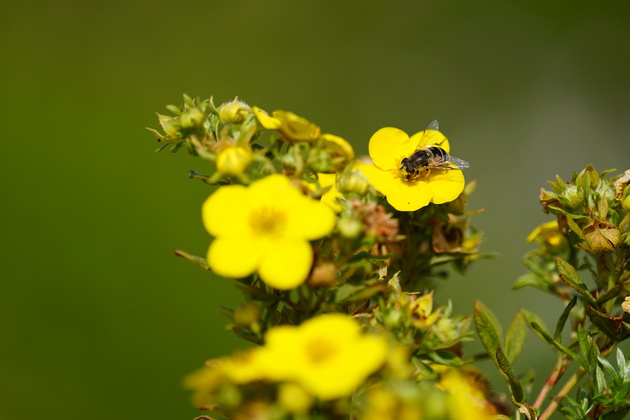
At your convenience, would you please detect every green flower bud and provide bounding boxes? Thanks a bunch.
[583,220,620,253]
[156,113,181,140]
[338,216,363,238]
[337,170,369,195]
[179,108,205,129]
[560,185,584,210]
[218,99,252,124]
[233,302,261,327]
[623,194,630,212]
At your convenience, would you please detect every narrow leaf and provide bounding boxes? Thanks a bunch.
[565,214,586,240]
[505,310,527,364]
[531,322,583,365]
[596,284,622,306]
[556,257,597,304]
[555,256,586,285]
[555,296,578,341]
[496,346,524,403]
[520,309,550,342]
[173,249,211,270]
[473,300,503,366]
[586,305,630,341]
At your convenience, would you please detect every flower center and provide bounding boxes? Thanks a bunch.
[250,206,287,237]
[305,338,338,365]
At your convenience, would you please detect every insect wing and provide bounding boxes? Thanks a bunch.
[448,156,470,170]
[417,120,445,148]
[425,120,439,131]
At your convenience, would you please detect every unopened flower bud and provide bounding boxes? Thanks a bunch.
[561,185,584,210]
[338,170,369,194]
[278,383,312,414]
[623,194,630,212]
[233,302,261,327]
[179,108,205,129]
[622,296,630,315]
[219,99,252,124]
[583,220,620,253]
[216,146,252,176]
[156,113,181,140]
[338,216,363,238]
[308,262,338,288]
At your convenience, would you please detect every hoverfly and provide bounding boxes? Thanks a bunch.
[399,120,469,181]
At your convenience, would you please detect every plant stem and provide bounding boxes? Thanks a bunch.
[532,355,571,409]
[539,367,586,420]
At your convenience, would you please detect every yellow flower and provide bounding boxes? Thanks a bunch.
[409,291,442,330]
[359,127,465,211]
[320,133,355,161]
[437,367,497,420]
[252,107,354,161]
[202,174,335,290]
[526,220,567,248]
[359,386,423,420]
[262,313,388,400]
[253,107,321,141]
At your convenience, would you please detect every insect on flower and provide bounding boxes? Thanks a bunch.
[399,120,470,181]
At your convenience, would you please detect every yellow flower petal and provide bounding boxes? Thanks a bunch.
[359,163,397,195]
[252,106,280,129]
[426,170,465,204]
[207,237,261,278]
[202,185,250,237]
[360,164,432,211]
[320,133,355,160]
[409,129,450,152]
[383,179,433,212]
[272,110,321,141]
[317,173,343,212]
[368,127,416,171]
[258,239,313,290]
[286,197,336,239]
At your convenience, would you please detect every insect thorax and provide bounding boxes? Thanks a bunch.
[400,147,449,180]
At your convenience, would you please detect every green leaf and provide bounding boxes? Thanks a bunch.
[496,346,524,403]
[505,311,527,364]
[173,249,211,270]
[602,408,630,420]
[586,305,630,341]
[596,284,622,306]
[565,215,586,240]
[555,296,578,341]
[520,309,551,342]
[473,300,503,367]
[531,322,583,365]
[513,273,554,293]
[555,257,597,305]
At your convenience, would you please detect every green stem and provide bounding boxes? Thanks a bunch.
[539,367,586,420]
[532,355,571,410]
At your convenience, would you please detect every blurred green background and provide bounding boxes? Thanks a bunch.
[2,1,630,419]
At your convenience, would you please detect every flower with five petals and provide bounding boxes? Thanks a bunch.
[359,126,465,211]
[202,174,335,289]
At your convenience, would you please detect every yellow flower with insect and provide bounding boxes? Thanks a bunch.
[359,122,467,211]
[262,313,388,400]
[202,174,335,290]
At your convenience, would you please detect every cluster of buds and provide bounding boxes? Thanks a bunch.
[540,165,629,254]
